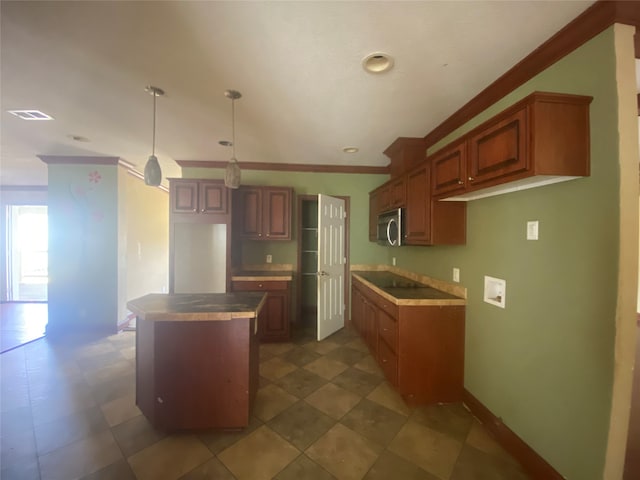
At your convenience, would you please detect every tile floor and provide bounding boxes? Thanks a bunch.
[0,324,530,480]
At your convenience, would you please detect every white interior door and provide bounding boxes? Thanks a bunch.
[317,194,346,341]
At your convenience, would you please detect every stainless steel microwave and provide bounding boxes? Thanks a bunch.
[377,208,404,246]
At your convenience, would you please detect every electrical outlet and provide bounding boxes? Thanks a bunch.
[527,221,539,240]
[392,257,396,266]
[453,267,460,283]
[266,254,272,264]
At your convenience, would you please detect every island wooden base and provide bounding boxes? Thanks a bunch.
[136,316,259,431]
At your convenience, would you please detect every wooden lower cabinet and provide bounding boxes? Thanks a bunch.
[351,277,464,405]
[231,280,290,342]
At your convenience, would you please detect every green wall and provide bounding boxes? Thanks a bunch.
[182,168,389,266]
[183,26,623,478]
[393,28,620,479]
[48,164,119,334]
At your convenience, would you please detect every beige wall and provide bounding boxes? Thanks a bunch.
[122,172,169,314]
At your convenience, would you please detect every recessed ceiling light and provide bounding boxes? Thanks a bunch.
[342,147,359,153]
[362,53,394,74]
[8,109,53,120]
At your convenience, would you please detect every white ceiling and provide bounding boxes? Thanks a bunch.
[0,0,598,186]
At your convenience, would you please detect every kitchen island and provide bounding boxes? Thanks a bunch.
[127,292,265,431]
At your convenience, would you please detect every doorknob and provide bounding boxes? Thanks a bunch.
[317,271,329,276]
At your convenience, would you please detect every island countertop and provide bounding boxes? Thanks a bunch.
[127,292,266,322]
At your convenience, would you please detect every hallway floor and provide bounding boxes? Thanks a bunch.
[0,325,530,480]
[0,302,47,353]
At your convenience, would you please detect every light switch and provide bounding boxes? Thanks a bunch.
[484,276,506,308]
[392,257,396,266]
[527,221,539,240]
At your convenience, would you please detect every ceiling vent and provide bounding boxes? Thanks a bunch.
[8,110,53,120]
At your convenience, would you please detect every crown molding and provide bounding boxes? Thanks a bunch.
[175,160,389,175]
[38,155,121,165]
[424,0,640,149]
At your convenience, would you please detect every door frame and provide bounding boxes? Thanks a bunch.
[295,194,350,329]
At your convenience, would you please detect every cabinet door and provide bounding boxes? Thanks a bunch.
[389,177,407,208]
[264,188,291,240]
[261,291,289,341]
[431,141,467,198]
[363,300,378,357]
[368,191,378,242]
[199,181,228,214]
[378,185,391,213]
[238,188,262,238]
[171,181,199,214]
[468,108,528,188]
[405,164,431,245]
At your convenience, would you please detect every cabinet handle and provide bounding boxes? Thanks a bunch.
[266,233,270,237]
[192,208,197,212]
[382,358,388,363]
[468,176,475,181]
[383,328,388,332]
[457,180,464,185]
[258,284,263,288]
[258,233,262,237]
[200,209,205,213]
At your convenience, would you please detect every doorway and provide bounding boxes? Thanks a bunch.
[6,205,48,301]
[296,195,350,337]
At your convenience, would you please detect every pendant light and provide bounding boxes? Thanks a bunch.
[144,86,164,186]
[224,89,242,189]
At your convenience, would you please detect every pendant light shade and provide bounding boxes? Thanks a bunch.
[223,89,242,189]
[144,86,164,186]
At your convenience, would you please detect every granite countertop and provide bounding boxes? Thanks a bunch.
[127,292,266,322]
[352,266,466,306]
[232,264,293,281]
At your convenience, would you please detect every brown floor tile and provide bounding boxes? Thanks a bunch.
[253,384,298,422]
[111,414,167,457]
[218,425,300,480]
[127,435,213,480]
[331,367,383,397]
[305,383,362,420]
[119,346,136,360]
[276,367,327,398]
[1,425,38,474]
[179,457,236,479]
[75,350,127,372]
[325,328,358,345]
[0,458,41,480]
[345,337,369,353]
[353,355,384,377]
[90,373,136,405]
[83,359,135,387]
[274,454,336,480]
[30,382,98,426]
[410,402,473,442]
[281,346,321,366]
[366,382,412,416]
[268,400,335,450]
[99,393,140,427]
[260,357,299,381]
[450,444,530,480]
[389,421,463,479]
[38,429,123,480]
[303,340,340,355]
[198,416,263,454]
[363,450,439,480]
[340,398,407,446]
[34,405,109,455]
[465,419,513,461]
[324,345,367,366]
[303,356,349,380]
[306,423,382,480]
[79,458,137,480]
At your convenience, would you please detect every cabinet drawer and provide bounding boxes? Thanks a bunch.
[371,293,398,319]
[378,338,398,386]
[378,310,397,353]
[232,281,288,292]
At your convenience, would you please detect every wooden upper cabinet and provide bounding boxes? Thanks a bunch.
[468,108,528,188]
[431,91,592,200]
[389,177,406,208]
[384,137,427,178]
[368,190,378,242]
[264,188,291,239]
[404,163,431,245]
[431,141,467,198]
[236,186,292,240]
[170,179,229,217]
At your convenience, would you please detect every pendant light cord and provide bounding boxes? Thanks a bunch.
[231,97,236,159]
[152,91,157,157]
